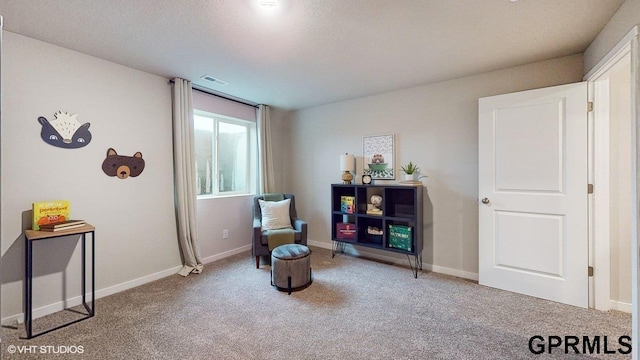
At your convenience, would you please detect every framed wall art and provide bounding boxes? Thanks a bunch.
[363,134,395,180]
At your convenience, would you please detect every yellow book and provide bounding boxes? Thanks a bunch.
[32,200,70,231]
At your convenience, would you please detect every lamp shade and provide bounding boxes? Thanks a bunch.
[340,154,355,171]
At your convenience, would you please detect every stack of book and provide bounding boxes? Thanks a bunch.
[32,199,70,231]
[38,220,86,232]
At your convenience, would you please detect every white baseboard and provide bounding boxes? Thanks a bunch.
[423,263,479,281]
[307,239,479,281]
[610,300,632,313]
[201,244,252,264]
[2,265,182,325]
[307,239,333,249]
[2,244,252,325]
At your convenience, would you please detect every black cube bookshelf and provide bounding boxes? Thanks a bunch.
[331,184,423,277]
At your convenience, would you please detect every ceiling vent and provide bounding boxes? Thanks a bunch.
[200,75,229,86]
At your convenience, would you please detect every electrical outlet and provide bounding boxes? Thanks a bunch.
[223,229,229,239]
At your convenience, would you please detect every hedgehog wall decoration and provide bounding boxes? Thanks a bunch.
[38,111,92,148]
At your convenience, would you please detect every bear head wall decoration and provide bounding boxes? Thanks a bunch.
[101,148,145,179]
[38,111,92,149]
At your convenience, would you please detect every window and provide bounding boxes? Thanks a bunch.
[194,110,257,197]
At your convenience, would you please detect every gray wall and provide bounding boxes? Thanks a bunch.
[0,31,183,322]
[279,55,584,279]
[584,0,640,73]
[0,31,290,323]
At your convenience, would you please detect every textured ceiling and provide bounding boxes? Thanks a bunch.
[0,0,624,110]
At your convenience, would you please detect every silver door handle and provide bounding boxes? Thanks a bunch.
[481,198,490,204]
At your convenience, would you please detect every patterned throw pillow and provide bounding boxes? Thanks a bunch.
[258,198,293,230]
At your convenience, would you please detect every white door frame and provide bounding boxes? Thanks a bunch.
[584,24,638,357]
[586,36,632,312]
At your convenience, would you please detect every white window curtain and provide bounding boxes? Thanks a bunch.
[257,104,276,194]
[172,78,203,276]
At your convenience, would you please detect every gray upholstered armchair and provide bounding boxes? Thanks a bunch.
[253,194,307,268]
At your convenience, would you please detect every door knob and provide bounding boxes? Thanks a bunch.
[481,198,490,204]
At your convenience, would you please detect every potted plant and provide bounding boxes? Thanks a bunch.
[400,161,420,181]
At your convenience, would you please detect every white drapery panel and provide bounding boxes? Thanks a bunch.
[257,104,276,194]
[171,78,203,276]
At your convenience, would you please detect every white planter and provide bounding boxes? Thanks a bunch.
[403,174,415,181]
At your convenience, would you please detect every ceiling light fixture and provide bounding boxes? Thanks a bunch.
[259,0,277,7]
[253,0,285,17]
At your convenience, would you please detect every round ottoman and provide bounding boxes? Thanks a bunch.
[271,244,312,294]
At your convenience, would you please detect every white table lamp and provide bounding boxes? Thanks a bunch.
[340,154,355,184]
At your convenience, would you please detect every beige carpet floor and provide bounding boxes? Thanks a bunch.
[1,246,632,359]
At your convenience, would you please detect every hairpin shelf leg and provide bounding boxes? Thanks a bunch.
[406,253,422,279]
[332,241,347,258]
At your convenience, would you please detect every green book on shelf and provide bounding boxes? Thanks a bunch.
[388,224,412,251]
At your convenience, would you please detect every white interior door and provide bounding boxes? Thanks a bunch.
[478,82,589,308]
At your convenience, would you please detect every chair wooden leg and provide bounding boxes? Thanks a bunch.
[256,256,260,269]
